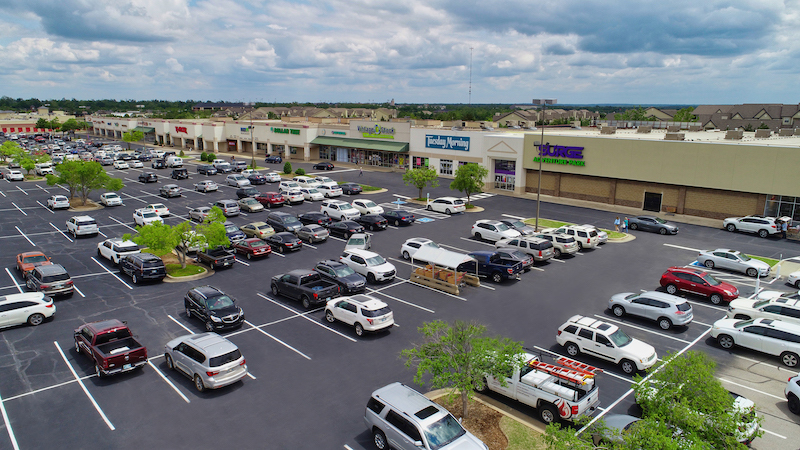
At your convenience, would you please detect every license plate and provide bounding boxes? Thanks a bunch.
[325,297,331,301]
[123,364,132,370]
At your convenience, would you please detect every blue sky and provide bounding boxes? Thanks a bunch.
[0,0,797,104]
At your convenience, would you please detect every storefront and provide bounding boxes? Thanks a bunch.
[494,160,516,190]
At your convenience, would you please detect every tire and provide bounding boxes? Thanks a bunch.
[665,284,678,294]
[658,317,672,330]
[271,284,279,296]
[746,268,758,277]
[277,245,284,254]
[491,272,503,283]
[193,375,205,392]
[717,334,734,349]
[539,404,558,425]
[620,359,636,374]
[758,229,769,238]
[781,352,799,368]
[426,205,432,211]
[553,248,562,258]
[726,224,736,232]
[710,294,723,305]
[97,248,102,258]
[394,220,400,227]
[788,394,800,415]
[96,365,105,378]
[355,323,364,336]
[733,314,751,320]
[703,260,715,269]
[132,273,139,284]
[445,208,451,215]
[301,296,311,309]
[565,342,580,357]
[27,313,45,326]
[75,340,81,354]
[402,251,410,260]
[325,310,335,323]
[659,227,667,235]
[795,279,800,289]
[373,429,388,450]
[246,253,252,260]
[474,232,482,241]
[367,273,376,284]
[165,354,174,370]
[205,321,214,332]
[185,306,192,318]
[629,223,638,230]
[612,305,625,317]
[577,241,584,249]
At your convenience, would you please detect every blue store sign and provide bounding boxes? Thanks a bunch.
[425,134,470,151]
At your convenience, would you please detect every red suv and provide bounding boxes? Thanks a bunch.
[659,266,739,305]
[255,192,286,209]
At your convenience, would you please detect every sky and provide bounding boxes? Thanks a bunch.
[0,0,798,105]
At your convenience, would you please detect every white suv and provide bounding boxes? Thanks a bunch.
[542,225,598,249]
[0,292,55,328]
[787,372,800,415]
[292,175,320,188]
[470,219,521,242]
[340,249,396,283]
[556,314,658,374]
[321,200,361,221]
[66,215,99,237]
[727,297,800,325]
[723,215,781,238]
[400,237,440,260]
[278,180,300,192]
[324,294,394,336]
[317,183,343,198]
[97,238,141,264]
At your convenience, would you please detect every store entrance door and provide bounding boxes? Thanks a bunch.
[643,192,662,212]
[494,174,515,191]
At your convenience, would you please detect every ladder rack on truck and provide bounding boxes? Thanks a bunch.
[527,357,601,386]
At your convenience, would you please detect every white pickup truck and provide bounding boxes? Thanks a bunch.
[478,353,601,425]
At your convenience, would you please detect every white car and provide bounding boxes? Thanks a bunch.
[556,314,658,374]
[400,237,441,260]
[113,160,129,170]
[712,317,800,367]
[133,209,163,226]
[131,160,144,168]
[788,271,800,288]
[427,197,466,215]
[0,292,55,328]
[194,180,218,192]
[324,294,394,336]
[6,170,24,181]
[299,188,324,201]
[97,238,141,264]
[340,249,396,283]
[292,175,321,188]
[320,200,361,221]
[46,195,70,210]
[314,176,335,185]
[317,184,343,198]
[283,190,305,204]
[99,192,123,206]
[541,225,599,249]
[352,199,384,215]
[226,174,251,187]
[144,203,170,217]
[723,215,781,238]
[265,172,281,183]
[278,180,300,192]
[580,224,608,244]
[787,372,800,415]
[727,297,800,326]
[696,248,771,277]
[470,219,521,242]
[66,215,99,237]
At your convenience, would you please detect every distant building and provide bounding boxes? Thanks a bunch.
[693,103,800,131]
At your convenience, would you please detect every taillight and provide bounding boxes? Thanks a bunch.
[240,359,246,366]
[39,284,50,289]
[206,371,219,377]
[587,238,590,243]
[366,318,374,325]
[313,292,319,299]
[66,280,73,285]
[539,250,542,257]
[675,310,686,315]
[557,330,562,336]
[45,304,54,308]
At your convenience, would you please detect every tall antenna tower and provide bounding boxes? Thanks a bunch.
[468,47,474,105]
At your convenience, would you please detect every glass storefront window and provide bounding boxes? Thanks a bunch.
[440,159,453,175]
[413,157,429,169]
[765,195,800,222]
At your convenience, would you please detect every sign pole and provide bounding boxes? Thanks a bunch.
[532,99,556,231]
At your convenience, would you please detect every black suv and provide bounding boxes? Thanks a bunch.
[314,260,366,294]
[26,264,74,297]
[267,212,303,233]
[171,168,189,180]
[139,172,158,183]
[184,286,245,331]
[119,253,167,284]
[236,187,259,199]
[197,164,217,175]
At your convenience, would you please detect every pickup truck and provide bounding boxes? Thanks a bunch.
[271,269,341,309]
[463,251,523,283]
[195,246,236,270]
[74,319,148,377]
[478,353,601,425]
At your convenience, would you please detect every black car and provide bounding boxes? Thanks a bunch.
[327,221,365,239]
[265,232,302,253]
[236,187,259,199]
[494,249,534,272]
[184,285,245,331]
[313,162,334,170]
[171,168,189,179]
[137,153,152,161]
[248,173,267,185]
[265,155,283,163]
[381,209,416,226]
[266,212,303,233]
[138,172,158,183]
[340,182,362,195]
[297,212,333,227]
[197,164,217,175]
[118,153,132,161]
[151,159,166,169]
[354,214,388,231]
[119,253,167,284]
[314,260,367,294]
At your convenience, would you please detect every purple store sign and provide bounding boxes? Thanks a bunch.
[533,143,586,166]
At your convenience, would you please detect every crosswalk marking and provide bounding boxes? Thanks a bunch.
[460,193,495,202]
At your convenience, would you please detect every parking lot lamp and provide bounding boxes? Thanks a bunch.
[532,99,556,231]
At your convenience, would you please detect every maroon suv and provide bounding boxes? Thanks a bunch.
[255,192,286,209]
[659,266,739,305]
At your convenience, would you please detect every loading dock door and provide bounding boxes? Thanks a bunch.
[643,192,662,212]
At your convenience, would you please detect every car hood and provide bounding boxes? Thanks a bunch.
[746,259,771,270]
[211,305,241,318]
[440,431,487,450]
[625,338,656,358]
[610,292,636,303]
[369,262,395,273]
[712,318,740,330]
[340,273,366,285]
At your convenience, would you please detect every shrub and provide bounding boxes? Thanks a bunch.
[200,152,208,161]
[283,162,292,174]
[179,150,185,157]
[208,153,216,161]
[294,168,306,175]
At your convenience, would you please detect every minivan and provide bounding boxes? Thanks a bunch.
[166,156,183,168]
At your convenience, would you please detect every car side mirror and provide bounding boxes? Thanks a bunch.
[414,442,424,448]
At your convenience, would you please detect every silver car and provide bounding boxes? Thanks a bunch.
[609,291,693,330]
[164,333,248,392]
[297,224,329,243]
[697,248,771,277]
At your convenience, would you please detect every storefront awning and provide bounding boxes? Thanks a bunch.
[132,126,155,133]
[311,136,408,152]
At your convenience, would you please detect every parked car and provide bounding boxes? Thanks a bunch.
[283,190,305,205]
[6,170,24,181]
[232,237,272,260]
[541,225,598,249]
[400,237,440,261]
[238,197,264,213]
[151,159,166,169]
[495,236,555,262]
[74,320,147,377]
[723,215,781,238]
[786,372,800,415]
[345,233,372,251]
[255,191,286,208]
[236,186,260,199]
[270,270,341,309]
[96,238,141,264]
[0,292,55,328]
[133,209,163,226]
[660,266,739,305]
[226,174,251,187]
[184,285,245,331]
[247,172,266,185]
[46,195,70,210]
[144,203,170,217]
[299,188,324,201]
[340,249,396,283]
[131,160,144,168]
[297,212,333,227]
[297,224,329,243]
[212,161,233,173]
[727,297,800,325]
[696,249,771,277]
[321,200,361,221]
[113,160,129,170]
[340,182,362,195]
[314,260,367,295]
[164,333,248,392]
[293,175,321,188]
[325,294,393,335]
[464,251,524,283]
[267,211,303,233]
[188,206,213,222]
[213,200,240,217]
[313,161,335,170]
[608,291,693,330]
[265,155,282,163]
[355,214,388,231]
[427,197,466,215]
[98,192,122,207]
[278,180,300,192]
[628,216,679,235]
[66,215,99,237]
[328,220,365,239]
[532,232,579,258]
[26,264,73,297]
[119,253,166,284]
[381,209,416,227]
[196,246,236,270]
[138,172,158,183]
[317,183,343,198]
[580,224,608,244]
[265,172,282,183]
[222,221,246,244]
[471,219,520,242]
[352,199,384,215]
[494,249,534,272]
[194,180,218,192]
[16,251,52,277]
[171,168,189,180]
[788,271,800,289]
[499,218,535,236]
[240,222,275,239]
[265,232,303,253]
[197,164,218,175]
[711,317,800,367]
[159,184,182,198]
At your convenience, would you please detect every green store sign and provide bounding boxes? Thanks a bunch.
[272,127,300,135]
[533,157,586,167]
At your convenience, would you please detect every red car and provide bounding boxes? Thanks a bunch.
[232,238,272,260]
[659,266,739,305]
[255,192,286,209]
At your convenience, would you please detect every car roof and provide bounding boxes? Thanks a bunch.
[0,292,47,304]
[344,248,379,258]
[565,314,619,334]
[318,259,345,267]
[36,264,68,275]
[192,285,223,297]
[347,294,388,310]
[72,215,94,220]
[636,291,687,304]
[371,382,442,418]
[474,219,502,225]
[751,318,800,332]
[184,332,239,356]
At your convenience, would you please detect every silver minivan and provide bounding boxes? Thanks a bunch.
[164,333,248,392]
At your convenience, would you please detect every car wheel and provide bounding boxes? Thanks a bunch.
[277,245,284,254]
[733,314,751,320]
[782,352,799,367]
[612,305,625,317]
[373,429,388,450]
[132,273,139,284]
[659,227,667,235]
[367,273,376,284]
[789,394,800,415]
[746,268,758,277]
[193,375,205,392]
[402,251,410,260]
[619,359,636,374]
[325,310,335,323]
[658,317,672,330]
[246,253,252,260]
[703,260,715,269]
[301,296,311,309]
[795,279,800,289]
[629,223,638,230]
[491,272,503,283]
[445,208,451,215]
[165,354,174,370]
[665,284,678,294]
[96,365,105,378]
[96,248,102,258]
[344,232,351,239]
[565,342,580,357]
[355,323,364,336]
[474,232,482,241]
[426,205,432,211]
[553,248,562,258]
[391,219,399,227]
[271,284,279,296]
[710,294,723,305]
[758,229,769,238]
[717,334,734,349]
[539,404,558,424]
[726,224,736,232]
[205,321,214,332]
[27,313,45,326]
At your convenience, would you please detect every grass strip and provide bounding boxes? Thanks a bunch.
[166,264,205,277]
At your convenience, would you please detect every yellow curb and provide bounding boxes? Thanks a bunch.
[466,206,485,213]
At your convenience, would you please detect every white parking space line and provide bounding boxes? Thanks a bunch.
[36,200,55,214]
[692,320,712,327]
[14,186,27,196]
[393,194,410,199]
[727,353,799,374]
[368,288,438,312]
[256,293,358,342]
[574,252,584,256]
[137,189,162,199]
[73,285,86,298]
[0,191,5,197]
[761,428,788,439]
[593,315,692,344]
[244,320,311,360]
[228,307,325,337]
[663,243,701,252]
[531,346,633,382]
[167,314,195,334]
[4,268,23,293]
[501,214,526,220]
[119,192,147,203]
[48,222,73,242]
[458,237,495,247]
[718,378,784,401]
[329,236,347,243]
[53,341,115,431]
[0,387,20,450]
[549,258,566,263]
[14,226,36,246]
[234,258,250,266]
[304,242,317,249]
[90,257,134,290]
[107,216,137,232]
[56,184,69,192]
[11,202,27,216]
[35,184,49,193]
[146,361,191,404]
[97,230,107,238]
[438,243,471,253]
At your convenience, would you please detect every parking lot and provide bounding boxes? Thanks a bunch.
[1,145,799,449]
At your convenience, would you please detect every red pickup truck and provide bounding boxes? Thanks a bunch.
[74,320,148,377]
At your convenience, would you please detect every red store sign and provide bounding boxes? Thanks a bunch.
[175,126,187,133]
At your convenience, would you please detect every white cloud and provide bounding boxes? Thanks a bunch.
[165,57,184,72]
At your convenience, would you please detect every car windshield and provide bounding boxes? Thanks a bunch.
[737,253,751,262]
[257,225,272,230]
[348,238,366,245]
[734,319,755,328]
[142,212,157,218]
[608,329,633,347]
[363,201,377,207]
[700,273,721,286]
[423,241,440,249]
[317,177,333,183]
[423,414,466,450]
[242,199,257,204]
[308,189,319,194]
[225,225,238,233]
[625,293,639,300]
[508,220,525,228]
[285,217,301,225]
[23,255,48,263]
[250,240,268,248]
[333,266,356,276]
[654,217,667,224]
[365,255,386,266]
[208,295,235,310]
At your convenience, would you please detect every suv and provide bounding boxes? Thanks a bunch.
[533,232,579,258]
[164,333,248,392]
[96,238,141,264]
[542,225,598,249]
[266,211,303,233]
[255,192,286,209]
[197,164,218,175]
[787,372,800,415]
[46,195,70,210]
[314,260,367,294]
[66,215,99,237]
[213,200,240,217]
[364,382,488,450]
[171,168,189,179]
[723,215,780,238]
[325,294,394,335]
[26,264,74,297]
[184,286,245,331]
[0,292,56,328]
[660,266,739,305]
[119,253,167,284]
[712,317,800,367]
[727,297,800,325]
[608,291,693,330]
[340,249,396,283]
[556,314,658,374]
[495,236,554,262]
[470,219,521,242]
[321,200,361,221]
[292,175,320,188]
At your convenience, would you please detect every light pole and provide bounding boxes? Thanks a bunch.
[532,98,556,231]
[250,106,256,169]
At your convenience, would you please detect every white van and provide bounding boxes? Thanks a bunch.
[166,156,183,168]
[35,163,54,176]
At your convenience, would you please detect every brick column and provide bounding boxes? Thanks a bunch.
[609,179,617,205]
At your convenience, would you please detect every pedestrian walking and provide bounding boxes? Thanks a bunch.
[359,167,363,177]
[614,217,620,232]
[782,220,788,239]
[623,217,629,233]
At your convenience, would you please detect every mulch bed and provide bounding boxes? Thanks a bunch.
[434,395,508,450]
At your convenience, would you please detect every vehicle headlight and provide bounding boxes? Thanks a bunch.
[724,290,732,295]
[210,315,222,322]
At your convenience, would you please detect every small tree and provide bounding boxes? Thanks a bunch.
[672,107,697,123]
[179,149,185,157]
[295,168,305,175]
[45,160,123,205]
[36,118,49,130]
[195,206,230,249]
[0,141,23,162]
[124,222,178,257]
[48,118,61,134]
[402,167,439,200]
[207,153,216,161]
[122,130,144,152]
[450,163,488,206]
[401,320,523,419]
[200,152,208,161]
[283,161,292,174]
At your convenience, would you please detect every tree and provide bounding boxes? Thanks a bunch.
[401,320,523,419]
[672,107,697,123]
[48,118,61,133]
[450,163,488,206]
[402,167,439,199]
[19,152,49,176]
[122,130,144,151]
[283,161,292,174]
[124,222,179,257]
[36,118,49,130]
[61,118,82,136]
[0,141,23,163]
[45,160,123,205]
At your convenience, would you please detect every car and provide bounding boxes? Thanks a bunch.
[499,218,535,235]
[297,212,333,227]
[240,222,275,239]
[171,168,188,179]
[223,221,247,243]
[580,224,608,244]
[283,190,305,204]
[427,197,466,215]
[556,314,658,374]
[144,203,170,217]
[723,215,781,238]
[247,173,266,185]
[255,191,286,208]
[266,211,303,233]
[184,285,245,331]
[278,180,300,192]
[66,215,98,237]
[786,271,800,289]
[327,220,365,239]
[314,175,336,185]
[235,186,260,199]
[164,333,248,392]
[113,160,129,170]
[696,249,771,277]
[321,200,361,221]
[711,317,800,367]
[364,382,488,450]
[352,199,384,215]
[313,161,335,170]
[8,161,21,169]
[345,233,372,251]
[16,251,52,278]
[26,264,74,297]
[400,238,441,261]
[237,197,264,213]
[99,157,114,166]
[6,170,24,181]
[314,260,367,294]
[264,172,282,183]
[194,180,218,192]
[627,216,679,235]
[660,266,739,305]
[494,249,534,272]
[188,206,213,222]
[608,291,693,330]
[471,219,521,242]
[213,162,233,173]
[0,292,55,328]
[786,372,800,415]
[131,160,144,168]
[96,238,141,264]
[354,214,388,231]
[138,172,158,183]
[297,224,329,243]
[292,176,321,188]
[532,232,579,258]
[727,297,800,325]
[46,195,70,210]
[197,164,218,175]
[299,188,324,201]
[226,174,251,187]
[381,209,416,227]
[265,232,303,253]
[340,249,396,283]
[231,237,272,260]
[316,183,343,198]
[264,155,282,163]
[325,294,393,335]
[340,182,362,195]
[541,225,598,249]
[159,184,182,198]
[133,209,163,226]
[213,200,240,217]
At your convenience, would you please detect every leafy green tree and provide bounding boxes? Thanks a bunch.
[173,221,205,269]
[19,152,49,176]
[450,163,488,206]
[122,130,145,151]
[402,167,439,200]
[124,222,178,258]
[36,118,49,130]
[195,206,230,249]
[401,320,523,419]
[672,107,697,122]
[48,118,61,133]
[0,141,24,163]
[45,160,123,205]
[283,161,292,174]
